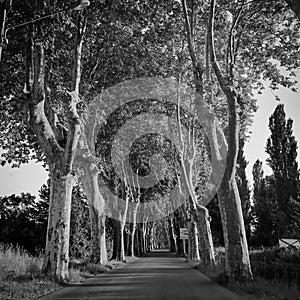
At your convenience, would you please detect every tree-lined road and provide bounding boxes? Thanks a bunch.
[38,251,250,300]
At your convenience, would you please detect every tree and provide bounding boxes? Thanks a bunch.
[206,0,252,281]
[207,196,223,246]
[206,0,299,281]
[0,192,48,253]
[0,0,184,280]
[39,182,93,260]
[266,104,300,237]
[236,140,252,243]
[1,0,299,283]
[252,160,277,246]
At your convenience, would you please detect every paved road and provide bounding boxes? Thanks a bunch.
[38,251,250,300]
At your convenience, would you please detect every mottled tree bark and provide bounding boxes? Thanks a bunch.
[29,14,85,282]
[43,168,75,281]
[187,220,200,261]
[131,210,138,257]
[208,0,252,281]
[168,217,178,253]
[181,0,216,266]
[78,165,107,265]
[0,0,8,63]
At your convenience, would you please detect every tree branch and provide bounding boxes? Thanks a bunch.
[27,41,64,162]
[208,0,227,91]
[227,1,244,80]
[64,13,87,173]
[181,0,204,92]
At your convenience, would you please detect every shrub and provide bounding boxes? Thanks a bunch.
[250,248,300,285]
[0,243,43,281]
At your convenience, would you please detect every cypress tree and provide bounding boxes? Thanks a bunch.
[266,104,300,237]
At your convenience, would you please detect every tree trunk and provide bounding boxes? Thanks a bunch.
[135,225,141,256]
[217,86,252,280]
[80,168,108,265]
[112,219,122,261]
[131,221,137,257]
[42,168,75,281]
[88,204,100,263]
[187,220,200,261]
[196,206,214,266]
[206,0,253,281]
[145,223,152,252]
[168,217,178,253]
[183,158,215,265]
[150,226,155,251]
[23,12,86,282]
[0,0,8,63]
[125,227,131,256]
[142,222,147,253]
[120,219,126,261]
[137,224,144,255]
[98,213,107,264]
[187,221,193,259]
[219,176,252,280]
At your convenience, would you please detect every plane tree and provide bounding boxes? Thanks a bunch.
[179,0,299,281]
[0,0,298,283]
[0,0,190,281]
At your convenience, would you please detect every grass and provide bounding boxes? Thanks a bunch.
[228,277,300,300]
[0,244,60,299]
[191,247,300,300]
[0,243,136,299]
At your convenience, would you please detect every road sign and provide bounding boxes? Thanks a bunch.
[180,228,188,239]
[279,239,300,249]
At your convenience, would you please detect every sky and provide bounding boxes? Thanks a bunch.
[244,76,300,187]
[0,77,299,197]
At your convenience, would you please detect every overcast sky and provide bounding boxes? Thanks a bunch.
[0,76,299,197]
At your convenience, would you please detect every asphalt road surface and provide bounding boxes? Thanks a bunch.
[38,251,251,300]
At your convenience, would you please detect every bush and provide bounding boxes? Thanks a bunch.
[250,248,300,285]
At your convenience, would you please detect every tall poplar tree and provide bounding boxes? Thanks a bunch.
[266,104,300,237]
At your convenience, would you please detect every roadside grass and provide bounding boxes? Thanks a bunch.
[0,243,59,300]
[228,277,300,300]
[193,247,300,300]
[0,243,134,299]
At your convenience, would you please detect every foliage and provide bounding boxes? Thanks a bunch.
[152,219,169,249]
[250,248,300,285]
[252,161,277,246]
[207,196,223,246]
[266,103,300,238]
[0,182,94,260]
[0,193,48,254]
[69,186,91,260]
[0,0,299,283]
[252,104,300,246]
[197,247,300,299]
[0,0,185,168]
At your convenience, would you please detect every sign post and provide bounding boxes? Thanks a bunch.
[180,228,188,256]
